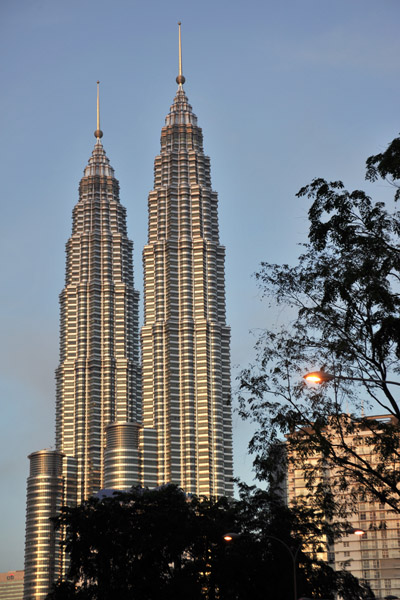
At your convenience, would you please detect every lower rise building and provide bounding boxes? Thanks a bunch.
[286,415,400,599]
[0,571,24,600]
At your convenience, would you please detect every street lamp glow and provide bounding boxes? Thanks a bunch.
[223,532,239,542]
[351,527,365,536]
[303,370,334,383]
[303,370,400,386]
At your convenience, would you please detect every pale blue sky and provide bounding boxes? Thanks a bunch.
[1,0,400,571]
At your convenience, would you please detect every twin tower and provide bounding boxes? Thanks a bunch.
[23,33,233,600]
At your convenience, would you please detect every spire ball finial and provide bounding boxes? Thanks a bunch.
[176,21,185,85]
[94,80,103,139]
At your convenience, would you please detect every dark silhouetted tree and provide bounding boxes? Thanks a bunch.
[239,134,400,517]
[46,484,371,600]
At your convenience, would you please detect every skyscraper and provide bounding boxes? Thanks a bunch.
[23,86,141,600]
[55,87,141,503]
[140,24,233,497]
[23,26,234,599]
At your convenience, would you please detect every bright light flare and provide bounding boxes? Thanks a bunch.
[223,532,239,542]
[352,528,365,536]
[304,373,323,383]
[303,370,334,383]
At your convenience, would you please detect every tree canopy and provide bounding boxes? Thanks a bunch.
[239,134,400,515]
[46,484,371,600]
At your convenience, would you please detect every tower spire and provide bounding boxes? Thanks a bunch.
[94,80,103,139]
[176,22,186,85]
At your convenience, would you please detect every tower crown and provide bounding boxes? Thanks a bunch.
[84,140,115,178]
[165,88,198,127]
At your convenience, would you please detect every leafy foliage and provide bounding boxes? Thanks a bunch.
[46,484,371,600]
[239,135,400,515]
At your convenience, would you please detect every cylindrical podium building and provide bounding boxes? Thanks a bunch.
[23,451,64,600]
[104,422,141,490]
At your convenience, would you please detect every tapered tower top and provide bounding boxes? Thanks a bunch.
[176,22,186,86]
[94,80,103,139]
[85,82,114,178]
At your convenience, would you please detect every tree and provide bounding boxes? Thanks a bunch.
[230,484,373,600]
[46,484,371,600]
[239,134,400,516]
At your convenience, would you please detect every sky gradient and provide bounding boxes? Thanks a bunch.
[1,0,400,571]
